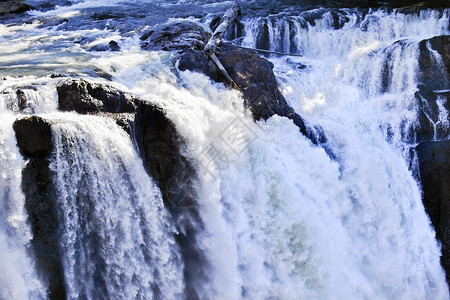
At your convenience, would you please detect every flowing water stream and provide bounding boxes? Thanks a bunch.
[0,1,449,299]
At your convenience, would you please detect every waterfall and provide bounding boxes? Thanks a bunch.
[159,8,449,299]
[0,114,46,299]
[0,1,450,299]
[46,113,184,299]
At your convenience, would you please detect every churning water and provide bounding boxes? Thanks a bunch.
[0,1,449,299]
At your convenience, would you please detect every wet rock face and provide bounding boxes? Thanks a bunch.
[148,20,310,136]
[56,78,197,207]
[140,21,210,52]
[416,140,450,285]
[177,41,308,137]
[13,116,66,300]
[57,79,136,114]
[13,116,53,158]
[133,100,197,208]
[415,35,450,143]
[22,158,66,300]
[418,35,450,92]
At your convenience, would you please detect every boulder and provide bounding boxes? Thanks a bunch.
[418,35,450,92]
[139,21,310,138]
[13,116,53,158]
[87,40,121,52]
[0,0,30,15]
[416,140,450,286]
[140,21,210,52]
[57,79,136,114]
[178,42,309,137]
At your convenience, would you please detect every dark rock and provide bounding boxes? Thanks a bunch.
[21,158,66,300]
[86,40,121,52]
[416,140,450,287]
[140,21,210,52]
[134,100,197,208]
[108,40,120,51]
[13,116,66,300]
[254,19,270,50]
[133,100,206,299]
[93,112,134,134]
[418,35,450,91]
[57,79,136,114]
[138,21,310,138]
[13,116,53,158]
[415,35,450,143]
[0,0,30,15]
[16,89,27,111]
[56,78,206,297]
[178,42,309,138]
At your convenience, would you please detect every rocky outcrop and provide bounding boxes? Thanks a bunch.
[415,35,450,287]
[134,101,196,207]
[57,79,136,114]
[417,140,450,285]
[418,35,450,93]
[415,35,450,142]
[55,78,205,298]
[140,21,210,52]
[140,21,311,140]
[133,100,205,299]
[56,79,197,207]
[178,43,307,132]
[0,0,30,15]
[13,116,66,300]
[13,116,53,158]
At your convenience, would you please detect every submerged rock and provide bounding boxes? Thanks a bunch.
[416,140,450,285]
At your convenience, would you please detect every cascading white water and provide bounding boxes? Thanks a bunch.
[0,113,46,299]
[109,8,450,299]
[46,113,184,299]
[242,9,450,148]
[0,76,58,114]
[0,1,450,299]
[106,57,449,299]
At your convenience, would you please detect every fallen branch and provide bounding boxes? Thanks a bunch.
[233,45,303,57]
[204,4,241,89]
[204,4,241,56]
[209,52,240,90]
